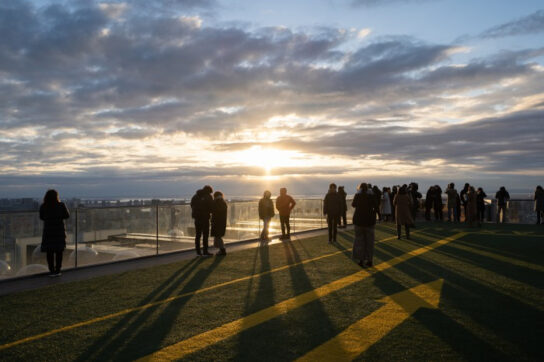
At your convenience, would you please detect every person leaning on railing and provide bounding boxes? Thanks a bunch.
[40,189,70,277]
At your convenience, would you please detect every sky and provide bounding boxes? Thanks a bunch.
[1,0,543,199]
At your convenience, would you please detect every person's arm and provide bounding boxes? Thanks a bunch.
[39,204,45,221]
[289,196,296,211]
[323,195,328,215]
[61,203,70,219]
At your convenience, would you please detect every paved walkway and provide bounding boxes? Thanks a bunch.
[0,227,349,296]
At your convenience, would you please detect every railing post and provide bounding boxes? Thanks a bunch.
[75,208,78,268]
[156,205,159,255]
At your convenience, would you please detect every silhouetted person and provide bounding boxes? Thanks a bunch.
[352,183,379,267]
[211,191,227,255]
[40,189,70,277]
[275,187,296,239]
[495,186,510,223]
[323,183,342,243]
[425,186,434,221]
[390,186,398,222]
[460,183,470,222]
[380,187,392,222]
[337,186,348,228]
[191,185,214,256]
[394,185,413,239]
[476,187,487,222]
[446,183,458,222]
[408,182,421,224]
[535,185,544,225]
[433,185,443,221]
[466,186,479,227]
[259,190,275,241]
[372,186,382,221]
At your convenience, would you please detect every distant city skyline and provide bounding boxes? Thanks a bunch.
[1,0,543,198]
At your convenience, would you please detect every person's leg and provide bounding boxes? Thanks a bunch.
[537,210,542,224]
[332,215,338,242]
[280,215,286,237]
[263,218,270,239]
[46,251,54,273]
[202,219,210,254]
[366,227,375,266]
[342,212,347,227]
[406,225,410,239]
[285,216,291,237]
[397,224,401,239]
[327,215,333,242]
[55,251,63,273]
[194,220,202,254]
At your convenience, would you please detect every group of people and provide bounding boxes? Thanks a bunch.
[37,183,544,276]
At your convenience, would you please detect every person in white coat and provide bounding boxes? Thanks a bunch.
[380,187,392,222]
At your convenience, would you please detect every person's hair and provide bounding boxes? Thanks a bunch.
[329,183,337,190]
[500,186,506,191]
[450,182,455,189]
[477,187,483,191]
[382,187,387,193]
[338,186,344,191]
[213,191,223,199]
[358,183,367,193]
[280,187,287,194]
[43,189,59,206]
[202,185,213,194]
[263,190,271,198]
[469,186,475,192]
[537,185,543,192]
[399,185,407,194]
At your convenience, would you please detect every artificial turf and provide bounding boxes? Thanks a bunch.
[0,222,542,361]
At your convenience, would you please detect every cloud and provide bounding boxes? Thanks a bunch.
[351,0,439,7]
[480,10,544,38]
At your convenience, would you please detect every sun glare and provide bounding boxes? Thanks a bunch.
[233,146,301,174]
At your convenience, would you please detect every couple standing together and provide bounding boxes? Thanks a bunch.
[191,185,227,256]
[258,188,296,241]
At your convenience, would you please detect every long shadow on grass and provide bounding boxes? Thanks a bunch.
[373,241,543,360]
[76,256,224,361]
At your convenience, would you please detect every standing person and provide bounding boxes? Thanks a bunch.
[372,186,382,221]
[211,191,228,256]
[275,187,296,240]
[40,189,70,277]
[323,183,342,243]
[337,186,348,228]
[258,190,275,241]
[495,186,510,224]
[394,185,413,239]
[433,185,443,221]
[534,185,544,225]
[445,183,458,222]
[476,187,487,223]
[390,186,398,222]
[408,182,422,224]
[466,186,479,227]
[352,183,379,267]
[425,186,434,221]
[380,187,392,222]
[190,185,214,256]
[460,183,470,222]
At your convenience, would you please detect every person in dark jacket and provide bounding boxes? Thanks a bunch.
[323,183,342,243]
[258,190,275,241]
[275,187,296,239]
[394,185,413,239]
[352,183,379,267]
[534,185,544,225]
[476,187,487,223]
[337,186,348,228]
[211,191,228,255]
[40,189,70,277]
[495,186,510,223]
[390,186,398,222]
[190,185,214,256]
[372,186,382,221]
[433,185,443,221]
[460,183,470,222]
[425,186,434,221]
[408,182,421,224]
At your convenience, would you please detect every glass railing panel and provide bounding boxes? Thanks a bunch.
[75,206,156,267]
[225,201,261,242]
[291,199,324,233]
[157,204,194,254]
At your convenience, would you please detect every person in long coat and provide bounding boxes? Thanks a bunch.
[337,186,348,228]
[352,183,379,267]
[445,183,459,222]
[211,191,228,255]
[393,185,413,239]
[534,185,544,225]
[258,190,275,241]
[433,185,443,221]
[40,189,70,277]
[476,187,487,223]
[323,183,342,243]
[466,186,479,227]
[380,187,392,222]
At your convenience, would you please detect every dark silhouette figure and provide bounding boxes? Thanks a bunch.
[433,185,443,221]
[211,191,228,255]
[390,186,398,222]
[190,185,214,256]
[323,183,342,243]
[476,187,487,222]
[460,183,470,222]
[425,186,434,221]
[466,186,479,227]
[337,186,348,228]
[372,186,382,221]
[352,183,379,267]
[408,182,422,224]
[275,188,296,240]
[394,185,413,239]
[380,187,392,222]
[40,189,70,277]
[495,186,510,223]
[258,190,275,241]
[446,183,458,222]
[535,186,544,225]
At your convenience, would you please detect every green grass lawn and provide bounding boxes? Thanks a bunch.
[0,222,543,361]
